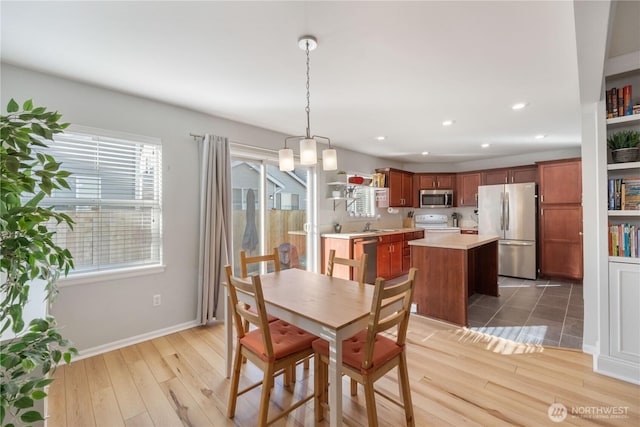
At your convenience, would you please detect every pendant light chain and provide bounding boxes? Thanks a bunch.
[305,40,312,139]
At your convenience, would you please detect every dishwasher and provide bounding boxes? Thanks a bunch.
[352,236,378,284]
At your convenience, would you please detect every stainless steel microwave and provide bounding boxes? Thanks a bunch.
[419,189,453,208]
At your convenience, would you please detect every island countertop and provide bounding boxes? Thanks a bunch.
[408,233,499,250]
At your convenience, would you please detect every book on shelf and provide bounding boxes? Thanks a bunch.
[609,223,638,258]
[608,178,640,210]
[606,85,634,118]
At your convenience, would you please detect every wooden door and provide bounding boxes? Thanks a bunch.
[377,242,390,279]
[418,174,436,189]
[436,174,454,189]
[539,205,583,280]
[538,159,582,204]
[401,172,413,206]
[457,173,481,206]
[510,166,537,183]
[482,169,508,185]
[388,170,403,206]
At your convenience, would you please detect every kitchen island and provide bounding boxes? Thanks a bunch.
[409,233,499,326]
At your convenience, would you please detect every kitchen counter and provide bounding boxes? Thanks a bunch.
[321,227,422,239]
[411,234,498,326]
[409,233,498,250]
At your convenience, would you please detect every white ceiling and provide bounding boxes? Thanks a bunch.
[1,1,587,163]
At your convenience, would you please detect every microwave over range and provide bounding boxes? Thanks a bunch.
[419,189,453,208]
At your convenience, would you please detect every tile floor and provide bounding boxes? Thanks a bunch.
[467,276,584,349]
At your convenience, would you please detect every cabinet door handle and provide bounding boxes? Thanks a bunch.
[541,194,544,203]
[579,232,583,236]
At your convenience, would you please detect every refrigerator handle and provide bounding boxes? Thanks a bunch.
[499,192,504,230]
[505,191,510,230]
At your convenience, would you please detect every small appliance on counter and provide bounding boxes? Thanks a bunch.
[451,212,459,227]
[414,214,460,233]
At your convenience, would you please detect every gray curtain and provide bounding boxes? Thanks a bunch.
[198,134,232,324]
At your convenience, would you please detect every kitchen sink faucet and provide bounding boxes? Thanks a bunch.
[363,222,372,232]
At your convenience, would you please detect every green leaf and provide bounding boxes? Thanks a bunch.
[31,390,47,400]
[5,155,19,173]
[7,98,19,112]
[63,352,72,364]
[23,99,34,111]
[20,410,45,422]
[14,396,34,409]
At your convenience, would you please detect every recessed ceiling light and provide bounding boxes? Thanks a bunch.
[421,151,430,156]
[375,136,386,141]
[481,143,490,148]
[442,120,455,126]
[512,102,528,110]
[535,134,546,139]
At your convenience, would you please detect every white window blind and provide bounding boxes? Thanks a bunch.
[30,128,163,274]
[347,185,376,218]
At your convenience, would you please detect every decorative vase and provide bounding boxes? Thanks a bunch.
[611,147,639,163]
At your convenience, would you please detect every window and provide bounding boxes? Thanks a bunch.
[31,127,162,275]
[346,180,376,218]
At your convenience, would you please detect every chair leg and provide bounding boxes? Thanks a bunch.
[227,345,244,418]
[258,364,274,427]
[313,354,324,424]
[242,320,250,364]
[363,377,378,427]
[350,378,358,396]
[398,353,415,427]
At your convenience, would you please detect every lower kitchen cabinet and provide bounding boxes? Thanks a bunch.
[539,204,583,280]
[608,261,640,363]
[377,234,403,280]
[402,230,424,273]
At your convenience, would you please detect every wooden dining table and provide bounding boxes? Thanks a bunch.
[224,268,393,427]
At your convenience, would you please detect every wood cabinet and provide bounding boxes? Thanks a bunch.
[461,229,479,235]
[456,172,481,207]
[538,158,583,280]
[538,159,582,204]
[417,173,455,190]
[402,230,424,273]
[482,165,537,185]
[377,233,403,280]
[376,168,413,207]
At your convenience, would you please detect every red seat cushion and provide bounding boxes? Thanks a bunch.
[241,319,316,362]
[247,305,279,323]
[312,330,403,374]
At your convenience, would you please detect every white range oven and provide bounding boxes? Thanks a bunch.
[414,214,460,233]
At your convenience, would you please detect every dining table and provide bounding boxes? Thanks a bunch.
[224,268,397,427]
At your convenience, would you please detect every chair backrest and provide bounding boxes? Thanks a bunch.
[224,265,274,358]
[327,249,368,285]
[362,268,417,370]
[240,248,281,278]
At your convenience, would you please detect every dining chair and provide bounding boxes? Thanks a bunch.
[313,268,418,427]
[225,265,316,426]
[326,249,368,286]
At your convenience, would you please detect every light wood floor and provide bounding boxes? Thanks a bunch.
[47,315,639,426]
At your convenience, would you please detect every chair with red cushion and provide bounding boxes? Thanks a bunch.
[313,268,417,427]
[225,265,316,426]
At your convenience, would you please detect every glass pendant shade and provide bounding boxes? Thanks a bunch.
[322,148,337,171]
[299,138,317,165]
[278,148,294,171]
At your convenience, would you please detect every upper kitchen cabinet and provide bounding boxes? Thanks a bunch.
[538,159,582,204]
[456,172,481,207]
[482,165,537,185]
[416,173,455,190]
[376,168,414,207]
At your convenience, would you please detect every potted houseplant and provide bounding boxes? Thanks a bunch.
[1,99,76,426]
[607,129,640,163]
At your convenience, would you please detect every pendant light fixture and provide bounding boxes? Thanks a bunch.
[279,35,337,171]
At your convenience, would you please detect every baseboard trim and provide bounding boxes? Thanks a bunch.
[595,354,640,385]
[74,319,201,361]
[582,344,598,356]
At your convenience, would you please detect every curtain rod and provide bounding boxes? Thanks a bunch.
[189,133,279,155]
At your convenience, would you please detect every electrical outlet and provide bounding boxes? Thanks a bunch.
[153,294,161,307]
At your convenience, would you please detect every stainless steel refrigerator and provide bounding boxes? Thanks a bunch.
[478,182,537,279]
